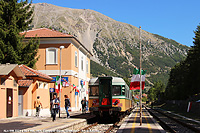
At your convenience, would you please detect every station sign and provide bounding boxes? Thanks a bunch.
[49,88,55,93]
[51,77,68,82]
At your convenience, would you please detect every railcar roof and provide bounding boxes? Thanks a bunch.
[89,77,126,85]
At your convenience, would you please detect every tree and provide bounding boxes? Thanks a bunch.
[0,0,39,68]
[165,60,190,100]
[165,23,200,100]
[185,24,200,95]
[147,81,165,102]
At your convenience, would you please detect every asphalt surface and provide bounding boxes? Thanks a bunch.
[0,111,93,133]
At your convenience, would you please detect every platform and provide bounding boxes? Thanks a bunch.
[117,107,166,133]
[0,111,90,132]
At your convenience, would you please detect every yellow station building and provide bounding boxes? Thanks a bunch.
[22,28,92,112]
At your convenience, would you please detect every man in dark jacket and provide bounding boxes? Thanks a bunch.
[64,95,70,118]
[81,98,86,113]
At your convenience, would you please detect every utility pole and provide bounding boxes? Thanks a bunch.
[139,26,142,126]
[59,46,64,118]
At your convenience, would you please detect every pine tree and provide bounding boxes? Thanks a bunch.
[165,24,200,100]
[0,0,39,68]
[185,24,200,95]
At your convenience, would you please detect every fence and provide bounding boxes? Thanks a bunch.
[166,100,200,114]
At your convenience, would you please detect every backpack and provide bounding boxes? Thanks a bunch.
[65,98,70,107]
[81,100,86,106]
[34,99,41,108]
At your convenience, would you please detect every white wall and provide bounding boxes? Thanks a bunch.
[78,51,88,110]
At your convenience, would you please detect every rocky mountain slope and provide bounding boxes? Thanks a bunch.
[31,3,189,85]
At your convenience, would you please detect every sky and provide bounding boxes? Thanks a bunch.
[32,0,200,47]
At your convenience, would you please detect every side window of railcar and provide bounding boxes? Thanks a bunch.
[122,86,125,95]
[112,86,121,95]
[125,89,128,97]
[89,86,99,96]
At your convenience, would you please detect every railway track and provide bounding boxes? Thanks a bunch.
[76,114,128,133]
[146,106,200,133]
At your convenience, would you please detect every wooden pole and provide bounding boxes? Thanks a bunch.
[139,26,142,126]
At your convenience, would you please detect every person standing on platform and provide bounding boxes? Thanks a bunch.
[64,95,71,118]
[86,100,88,112]
[34,96,43,117]
[57,97,60,114]
[81,97,86,113]
[51,95,59,122]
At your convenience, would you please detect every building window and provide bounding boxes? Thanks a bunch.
[39,82,43,88]
[1,78,5,85]
[46,47,58,64]
[13,80,17,87]
[44,83,48,89]
[81,56,83,71]
[86,60,88,74]
[75,51,78,67]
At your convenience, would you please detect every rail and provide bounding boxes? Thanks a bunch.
[146,106,200,133]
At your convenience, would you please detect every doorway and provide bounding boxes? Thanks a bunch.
[18,90,23,116]
[7,88,13,117]
[99,77,112,107]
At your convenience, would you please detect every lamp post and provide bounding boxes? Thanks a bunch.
[139,26,142,126]
[59,45,64,118]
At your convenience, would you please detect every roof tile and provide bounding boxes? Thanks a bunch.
[19,65,53,81]
[18,79,33,87]
[21,28,73,38]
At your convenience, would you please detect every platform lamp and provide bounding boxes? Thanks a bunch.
[59,45,64,118]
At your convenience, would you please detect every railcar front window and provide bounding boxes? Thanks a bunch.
[112,86,121,95]
[89,86,99,96]
[102,82,109,96]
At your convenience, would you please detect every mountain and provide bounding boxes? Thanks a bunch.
[31,3,189,86]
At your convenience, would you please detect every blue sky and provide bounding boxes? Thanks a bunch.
[32,0,200,47]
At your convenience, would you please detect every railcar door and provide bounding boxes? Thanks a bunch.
[99,77,112,107]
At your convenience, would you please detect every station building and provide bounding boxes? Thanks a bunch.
[22,28,92,112]
[0,64,25,118]
[0,64,52,119]
[18,64,53,117]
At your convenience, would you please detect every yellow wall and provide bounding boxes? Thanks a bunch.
[19,79,51,116]
[36,43,79,71]
[47,75,79,109]
[34,37,91,112]
[35,42,80,109]
[0,86,6,118]
[0,71,20,119]
[36,85,50,109]
[56,75,79,109]
[70,44,79,72]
